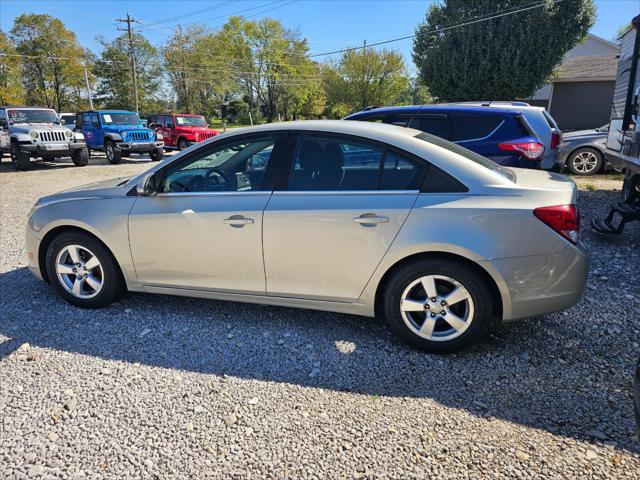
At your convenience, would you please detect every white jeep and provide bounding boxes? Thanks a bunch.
[0,107,89,171]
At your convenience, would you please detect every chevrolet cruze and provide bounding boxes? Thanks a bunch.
[25,121,588,352]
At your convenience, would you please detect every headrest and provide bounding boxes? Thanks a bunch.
[298,141,324,171]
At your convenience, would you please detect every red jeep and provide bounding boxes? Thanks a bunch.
[148,113,219,151]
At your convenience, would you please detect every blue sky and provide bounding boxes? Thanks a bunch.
[1,0,635,67]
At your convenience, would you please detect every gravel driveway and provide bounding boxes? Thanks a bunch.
[1,156,639,479]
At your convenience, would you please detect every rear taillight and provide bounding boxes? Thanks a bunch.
[498,141,545,160]
[550,131,562,149]
[533,204,579,244]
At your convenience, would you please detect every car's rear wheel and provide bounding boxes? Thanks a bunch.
[382,258,495,353]
[71,147,89,166]
[45,231,123,308]
[566,147,602,175]
[11,142,31,170]
[623,175,639,203]
[105,140,122,164]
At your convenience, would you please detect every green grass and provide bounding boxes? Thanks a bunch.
[584,183,596,191]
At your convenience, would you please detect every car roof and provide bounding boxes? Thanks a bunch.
[0,106,56,110]
[345,104,522,118]
[78,110,137,114]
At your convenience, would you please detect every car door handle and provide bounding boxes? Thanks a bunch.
[223,215,254,227]
[353,214,389,225]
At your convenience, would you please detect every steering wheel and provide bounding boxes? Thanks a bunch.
[205,168,234,191]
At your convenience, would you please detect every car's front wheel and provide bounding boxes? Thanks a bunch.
[382,258,495,353]
[45,231,123,308]
[71,147,89,166]
[178,139,189,151]
[105,140,122,164]
[566,147,603,175]
[149,147,164,162]
[11,142,30,171]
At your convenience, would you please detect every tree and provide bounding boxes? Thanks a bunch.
[394,77,434,105]
[93,32,162,113]
[323,47,409,118]
[9,14,90,111]
[0,30,24,105]
[163,26,240,119]
[413,0,596,101]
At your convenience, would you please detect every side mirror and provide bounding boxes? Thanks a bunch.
[137,172,160,197]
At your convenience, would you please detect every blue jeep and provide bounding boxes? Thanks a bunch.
[344,105,545,169]
[75,110,164,164]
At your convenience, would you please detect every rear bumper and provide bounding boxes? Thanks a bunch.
[117,141,164,153]
[484,242,589,321]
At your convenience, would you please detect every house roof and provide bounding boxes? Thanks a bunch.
[552,55,618,83]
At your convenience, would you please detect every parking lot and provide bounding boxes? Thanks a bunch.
[1,156,639,478]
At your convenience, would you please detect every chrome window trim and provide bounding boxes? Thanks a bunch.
[154,191,272,198]
[456,119,505,144]
[271,190,420,196]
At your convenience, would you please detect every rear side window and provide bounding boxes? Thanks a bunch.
[389,114,451,139]
[542,110,560,130]
[165,115,175,129]
[379,151,425,190]
[76,113,83,128]
[453,115,504,141]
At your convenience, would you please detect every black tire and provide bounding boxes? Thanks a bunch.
[71,147,89,167]
[382,258,495,353]
[177,138,189,151]
[45,231,124,308]
[566,147,603,176]
[622,175,639,203]
[149,147,164,162]
[105,140,122,164]
[86,147,92,158]
[10,142,30,171]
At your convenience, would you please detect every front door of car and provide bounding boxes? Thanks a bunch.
[128,133,283,293]
[263,133,425,302]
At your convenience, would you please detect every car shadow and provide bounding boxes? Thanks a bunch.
[0,153,168,172]
[1,266,638,453]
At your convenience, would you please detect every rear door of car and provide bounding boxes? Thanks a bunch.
[387,113,453,140]
[262,131,426,302]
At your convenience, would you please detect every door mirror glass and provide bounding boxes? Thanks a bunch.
[137,172,160,197]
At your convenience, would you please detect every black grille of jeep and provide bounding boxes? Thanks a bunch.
[39,131,67,143]
[129,131,150,142]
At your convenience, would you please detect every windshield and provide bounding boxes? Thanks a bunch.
[415,132,516,182]
[7,109,59,125]
[176,115,207,127]
[101,112,141,126]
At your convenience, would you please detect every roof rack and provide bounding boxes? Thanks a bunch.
[362,105,380,111]
[445,101,531,107]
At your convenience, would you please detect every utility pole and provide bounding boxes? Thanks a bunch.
[83,65,94,110]
[116,13,141,113]
[362,39,369,110]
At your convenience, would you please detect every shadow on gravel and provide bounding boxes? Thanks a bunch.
[1,262,638,453]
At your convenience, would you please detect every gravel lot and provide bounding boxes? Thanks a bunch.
[1,155,639,479]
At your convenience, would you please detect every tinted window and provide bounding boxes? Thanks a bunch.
[75,113,83,128]
[389,114,450,139]
[147,115,156,125]
[164,115,175,129]
[415,132,515,182]
[288,135,382,191]
[453,115,503,141]
[161,135,276,193]
[82,113,91,128]
[379,151,425,190]
[90,113,99,128]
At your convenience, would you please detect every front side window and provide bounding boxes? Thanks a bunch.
[101,112,141,126]
[160,135,276,193]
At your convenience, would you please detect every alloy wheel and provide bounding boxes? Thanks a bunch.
[571,151,599,174]
[55,244,104,299]
[106,144,113,161]
[399,274,474,342]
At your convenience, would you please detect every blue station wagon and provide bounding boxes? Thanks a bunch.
[345,105,545,169]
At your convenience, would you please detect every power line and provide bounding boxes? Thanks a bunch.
[141,0,239,28]
[309,0,564,57]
